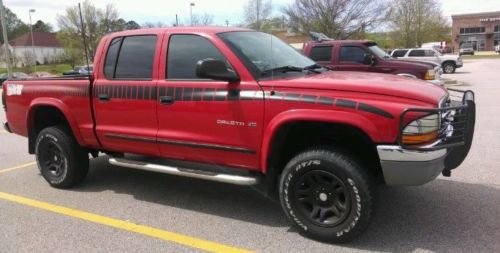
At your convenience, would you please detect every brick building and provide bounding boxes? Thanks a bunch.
[452,11,500,51]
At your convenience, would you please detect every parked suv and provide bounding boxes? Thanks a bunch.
[391,48,463,74]
[459,44,475,56]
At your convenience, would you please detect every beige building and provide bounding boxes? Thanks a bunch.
[452,11,500,51]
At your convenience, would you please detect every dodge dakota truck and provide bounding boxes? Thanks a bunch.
[302,39,443,86]
[2,27,476,243]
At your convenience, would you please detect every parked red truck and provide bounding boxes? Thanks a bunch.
[302,39,444,86]
[2,27,476,242]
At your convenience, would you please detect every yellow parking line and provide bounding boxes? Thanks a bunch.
[0,162,37,174]
[0,191,252,253]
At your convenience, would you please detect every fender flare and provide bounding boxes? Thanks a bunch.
[260,109,382,173]
[27,97,85,147]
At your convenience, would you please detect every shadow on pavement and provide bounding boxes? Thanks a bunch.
[77,157,499,252]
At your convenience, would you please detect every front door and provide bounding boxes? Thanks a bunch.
[336,45,373,72]
[93,34,161,156]
[156,33,264,170]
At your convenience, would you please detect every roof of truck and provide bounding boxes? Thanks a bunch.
[108,26,253,37]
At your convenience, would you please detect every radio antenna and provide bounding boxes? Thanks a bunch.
[78,3,91,77]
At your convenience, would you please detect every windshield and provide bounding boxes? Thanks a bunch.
[368,44,391,59]
[218,31,316,79]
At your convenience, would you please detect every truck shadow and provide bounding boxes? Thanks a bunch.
[77,157,499,252]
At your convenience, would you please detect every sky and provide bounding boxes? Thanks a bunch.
[4,0,500,29]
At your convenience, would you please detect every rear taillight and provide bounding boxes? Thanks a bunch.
[2,85,6,111]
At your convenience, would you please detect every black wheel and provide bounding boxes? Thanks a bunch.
[35,126,89,188]
[279,148,374,243]
[443,62,456,74]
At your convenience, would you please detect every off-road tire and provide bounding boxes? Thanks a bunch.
[35,126,89,188]
[279,147,375,243]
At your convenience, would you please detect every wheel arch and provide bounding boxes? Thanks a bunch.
[260,110,383,197]
[27,98,84,154]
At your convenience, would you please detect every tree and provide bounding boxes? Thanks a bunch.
[191,13,214,26]
[283,0,388,39]
[56,0,123,62]
[125,20,140,30]
[388,0,449,48]
[32,20,53,32]
[0,7,29,43]
[243,0,272,30]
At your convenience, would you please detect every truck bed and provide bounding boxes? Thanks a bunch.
[3,76,99,148]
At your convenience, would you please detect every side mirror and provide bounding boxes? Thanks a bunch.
[363,53,377,65]
[196,59,240,83]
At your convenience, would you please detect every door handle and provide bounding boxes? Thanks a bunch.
[98,93,110,101]
[159,96,174,105]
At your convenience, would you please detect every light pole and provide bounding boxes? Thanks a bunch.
[0,0,12,78]
[190,3,195,26]
[28,8,36,71]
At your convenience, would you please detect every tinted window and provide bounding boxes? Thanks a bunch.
[114,35,157,79]
[339,46,366,63]
[167,35,226,79]
[392,49,408,57]
[104,37,122,79]
[309,46,333,62]
[424,50,436,56]
[408,50,425,57]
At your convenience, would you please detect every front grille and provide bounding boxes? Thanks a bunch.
[399,89,476,151]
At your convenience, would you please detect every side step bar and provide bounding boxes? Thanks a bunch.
[108,158,260,186]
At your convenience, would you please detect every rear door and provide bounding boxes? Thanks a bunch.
[93,34,161,155]
[308,45,334,67]
[156,33,264,170]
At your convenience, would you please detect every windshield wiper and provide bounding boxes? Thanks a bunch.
[261,65,304,76]
[261,64,323,76]
[303,63,324,73]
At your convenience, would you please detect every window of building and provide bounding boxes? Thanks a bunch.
[391,49,408,58]
[460,27,486,34]
[167,35,227,79]
[495,25,500,33]
[339,46,366,63]
[309,46,333,62]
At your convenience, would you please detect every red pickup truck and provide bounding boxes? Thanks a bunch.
[2,27,475,242]
[302,40,443,86]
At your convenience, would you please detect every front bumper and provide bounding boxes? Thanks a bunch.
[378,89,476,186]
[377,145,447,185]
[428,79,444,86]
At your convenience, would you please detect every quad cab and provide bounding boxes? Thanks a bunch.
[2,27,476,242]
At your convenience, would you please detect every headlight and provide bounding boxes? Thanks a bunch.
[424,69,436,80]
[402,114,440,145]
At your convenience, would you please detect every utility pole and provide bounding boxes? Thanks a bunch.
[175,14,179,27]
[0,0,12,78]
[190,3,195,26]
[29,9,36,72]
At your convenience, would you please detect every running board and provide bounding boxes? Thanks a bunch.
[108,158,260,186]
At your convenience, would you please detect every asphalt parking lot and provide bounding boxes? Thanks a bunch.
[1,59,499,252]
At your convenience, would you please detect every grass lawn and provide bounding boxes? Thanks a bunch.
[461,54,500,60]
[0,64,73,75]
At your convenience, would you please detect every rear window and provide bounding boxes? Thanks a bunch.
[408,50,425,57]
[104,35,157,79]
[392,50,408,58]
[309,46,333,62]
